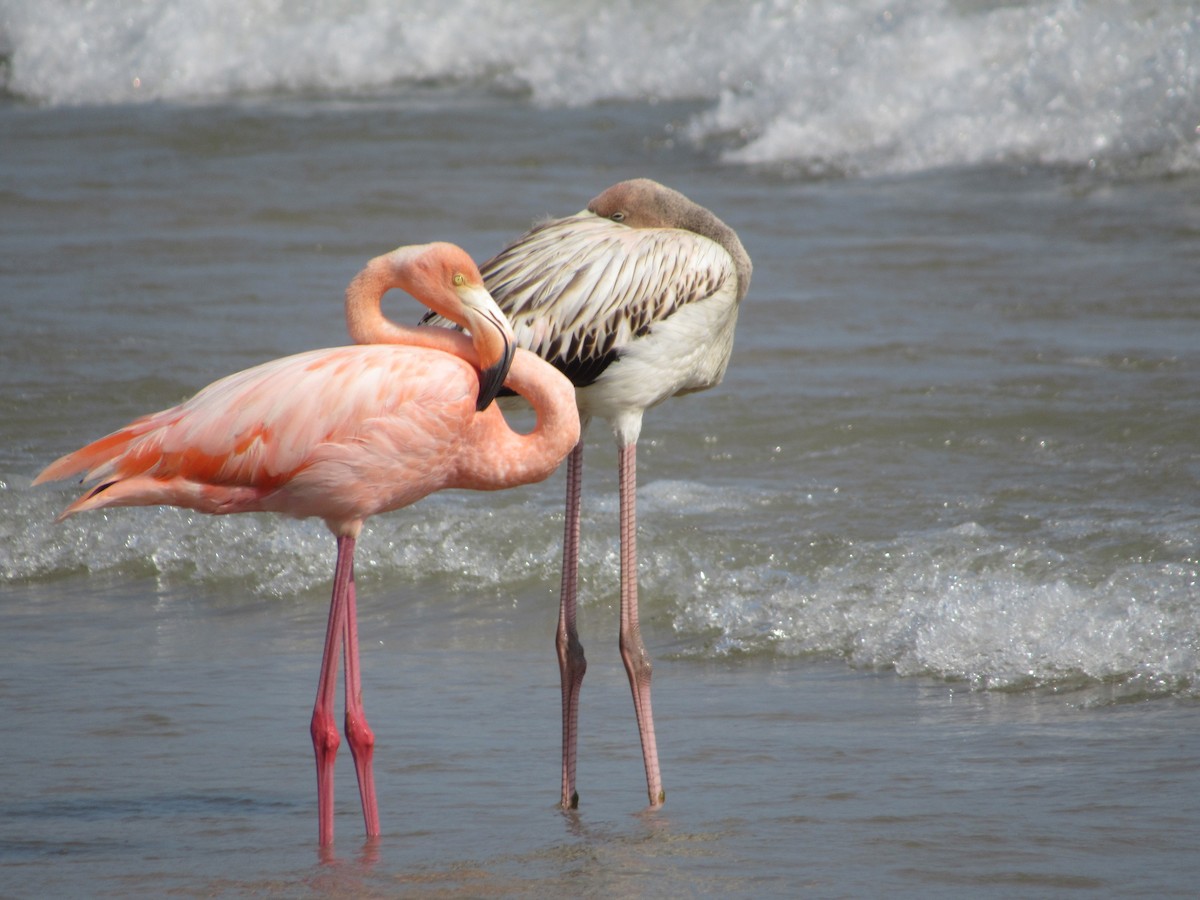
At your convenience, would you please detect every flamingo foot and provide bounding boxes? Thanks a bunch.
[558,640,585,810]
[311,709,341,846]
[345,711,379,836]
[557,440,586,810]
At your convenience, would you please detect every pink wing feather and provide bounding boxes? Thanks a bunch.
[38,345,481,525]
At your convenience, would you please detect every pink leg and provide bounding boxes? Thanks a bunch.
[311,534,354,846]
[341,564,380,838]
[617,442,664,807]
[556,440,587,809]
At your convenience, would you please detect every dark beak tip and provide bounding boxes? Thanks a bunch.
[475,339,516,411]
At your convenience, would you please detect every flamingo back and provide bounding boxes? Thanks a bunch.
[38,345,484,528]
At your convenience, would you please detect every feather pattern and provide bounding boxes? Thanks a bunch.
[426,214,735,388]
[44,345,481,522]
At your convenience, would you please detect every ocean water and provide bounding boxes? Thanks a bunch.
[2,0,1200,896]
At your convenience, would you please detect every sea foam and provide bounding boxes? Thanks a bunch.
[2,0,1197,178]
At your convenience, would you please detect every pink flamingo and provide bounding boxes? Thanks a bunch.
[426,179,752,810]
[35,243,581,846]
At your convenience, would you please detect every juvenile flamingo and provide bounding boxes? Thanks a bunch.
[36,243,581,845]
[425,179,752,809]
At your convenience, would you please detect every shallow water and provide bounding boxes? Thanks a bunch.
[3,1,1200,896]
[6,576,1200,897]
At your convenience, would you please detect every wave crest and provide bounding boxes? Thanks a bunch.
[3,0,1196,178]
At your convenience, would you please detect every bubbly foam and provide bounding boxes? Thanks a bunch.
[5,484,567,599]
[3,0,1196,177]
[675,542,1200,693]
[7,472,1198,697]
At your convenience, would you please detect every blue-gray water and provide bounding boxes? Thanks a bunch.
[2,1,1199,896]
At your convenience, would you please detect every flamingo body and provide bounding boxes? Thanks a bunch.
[43,345,561,528]
[481,212,744,442]
[37,242,581,845]
[448,179,752,810]
[42,346,475,525]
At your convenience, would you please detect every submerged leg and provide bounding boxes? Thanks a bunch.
[616,442,664,807]
[342,564,380,838]
[311,534,355,846]
[556,440,587,809]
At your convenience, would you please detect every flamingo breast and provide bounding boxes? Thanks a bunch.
[575,277,741,426]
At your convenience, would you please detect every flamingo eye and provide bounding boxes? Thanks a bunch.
[453,273,466,286]
[611,211,626,222]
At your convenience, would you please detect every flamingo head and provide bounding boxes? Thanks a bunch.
[586,178,691,230]
[387,243,516,410]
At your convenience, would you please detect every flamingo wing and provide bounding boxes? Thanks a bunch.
[425,216,735,387]
[38,345,479,522]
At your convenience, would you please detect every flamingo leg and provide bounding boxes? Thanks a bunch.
[616,442,665,807]
[311,534,354,845]
[341,563,380,838]
[556,439,587,809]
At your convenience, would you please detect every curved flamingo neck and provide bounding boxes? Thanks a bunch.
[345,255,580,487]
[345,256,478,362]
[459,350,581,490]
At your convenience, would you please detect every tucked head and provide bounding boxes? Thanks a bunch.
[376,242,516,409]
[585,178,700,230]
[585,179,752,300]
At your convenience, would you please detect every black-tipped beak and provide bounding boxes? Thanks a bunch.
[476,334,516,411]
